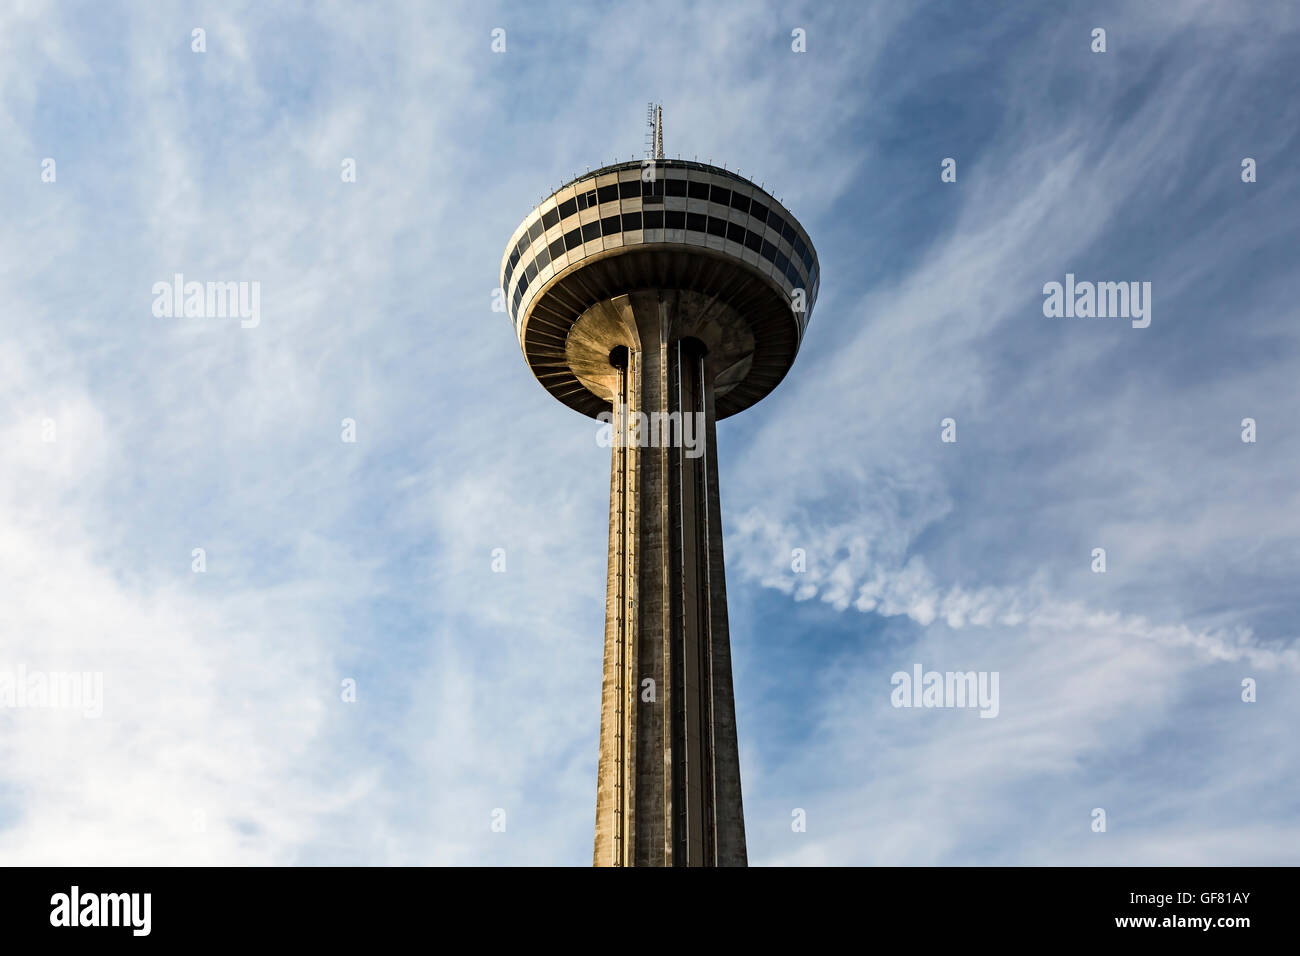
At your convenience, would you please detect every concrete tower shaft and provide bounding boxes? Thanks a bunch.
[589,291,746,866]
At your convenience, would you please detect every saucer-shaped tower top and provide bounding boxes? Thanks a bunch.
[501,157,820,420]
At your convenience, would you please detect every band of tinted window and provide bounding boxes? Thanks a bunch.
[508,210,816,324]
[504,175,815,290]
[503,178,818,330]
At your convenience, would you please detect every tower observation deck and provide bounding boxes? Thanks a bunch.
[501,110,819,866]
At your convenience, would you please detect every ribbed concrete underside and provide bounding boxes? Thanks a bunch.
[521,245,799,420]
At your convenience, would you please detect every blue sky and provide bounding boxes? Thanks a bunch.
[1,0,1298,865]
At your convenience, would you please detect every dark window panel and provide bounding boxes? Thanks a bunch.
[600,214,621,235]
[688,180,710,200]
[581,220,601,242]
[527,221,544,243]
[516,236,529,257]
[801,248,813,271]
[781,222,796,243]
[504,263,514,287]
[576,192,589,211]
[760,239,777,262]
[564,227,583,250]
[706,216,727,238]
[686,212,706,232]
[743,230,762,252]
[597,184,619,204]
[767,209,785,233]
[749,200,768,223]
[525,259,538,281]
[619,180,640,199]
[665,178,687,197]
[786,261,801,286]
[622,211,643,231]
[643,210,664,228]
[730,193,751,214]
[509,250,520,269]
[726,221,745,243]
[665,210,685,229]
[775,250,790,272]
[535,246,551,270]
[518,272,529,295]
[558,198,577,220]
[710,185,732,206]
[793,235,807,258]
[541,208,560,230]
[549,237,565,260]
[586,189,598,205]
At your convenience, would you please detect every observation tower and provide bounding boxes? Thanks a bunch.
[500,106,820,866]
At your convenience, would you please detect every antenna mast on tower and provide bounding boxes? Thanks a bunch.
[645,102,664,161]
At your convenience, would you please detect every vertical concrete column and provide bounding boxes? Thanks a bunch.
[592,292,747,867]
